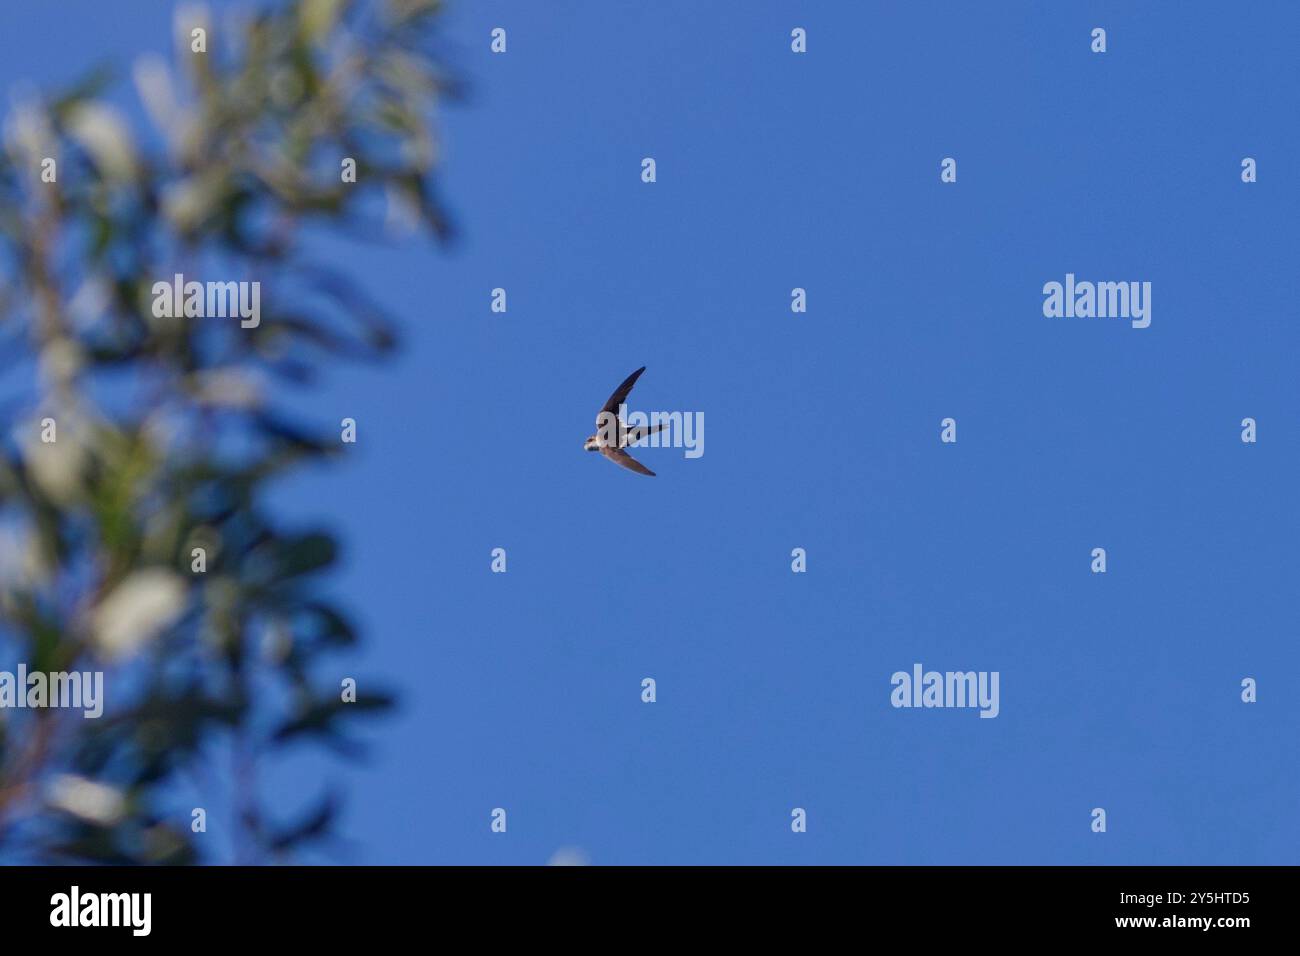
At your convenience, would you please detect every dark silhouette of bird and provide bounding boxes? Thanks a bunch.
[583,366,667,476]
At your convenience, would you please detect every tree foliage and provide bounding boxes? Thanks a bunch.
[0,0,452,863]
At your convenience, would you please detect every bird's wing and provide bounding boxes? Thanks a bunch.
[601,446,656,476]
[599,366,646,419]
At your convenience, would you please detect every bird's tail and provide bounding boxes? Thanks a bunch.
[625,422,671,445]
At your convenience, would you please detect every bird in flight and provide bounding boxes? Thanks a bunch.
[583,366,667,476]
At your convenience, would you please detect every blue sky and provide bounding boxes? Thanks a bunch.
[3,1,1298,864]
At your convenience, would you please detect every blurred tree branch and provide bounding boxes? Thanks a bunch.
[0,0,454,863]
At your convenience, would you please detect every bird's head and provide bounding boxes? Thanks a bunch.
[583,435,599,451]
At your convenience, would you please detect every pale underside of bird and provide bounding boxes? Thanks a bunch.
[583,366,667,476]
